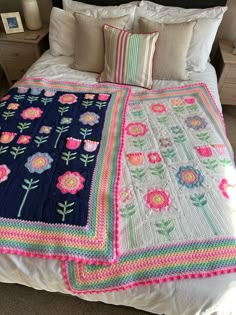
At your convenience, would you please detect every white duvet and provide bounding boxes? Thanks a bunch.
[1,50,236,315]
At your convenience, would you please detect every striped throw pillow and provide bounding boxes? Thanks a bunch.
[98,24,159,89]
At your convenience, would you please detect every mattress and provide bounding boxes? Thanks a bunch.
[1,50,236,315]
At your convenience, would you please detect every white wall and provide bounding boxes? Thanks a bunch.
[218,0,236,40]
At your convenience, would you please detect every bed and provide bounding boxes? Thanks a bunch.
[1,1,236,314]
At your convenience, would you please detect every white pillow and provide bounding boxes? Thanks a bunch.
[135,1,227,72]
[62,0,139,30]
[49,7,75,57]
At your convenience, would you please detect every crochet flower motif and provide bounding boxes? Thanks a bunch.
[119,188,133,203]
[0,165,10,183]
[219,179,236,199]
[30,88,42,96]
[17,87,28,94]
[150,103,167,113]
[84,140,99,152]
[196,146,212,157]
[147,152,161,163]
[59,94,78,105]
[145,189,170,212]
[159,138,172,148]
[44,90,56,97]
[184,97,196,105]
[7,103,20,110]
[56,171,85,194]
[98,94,110,101]
[39,126,52,134]
[79,112,100,126]
[1,95,10,101]
[25,152,53,174]
[66,138,82,150]
[126,122,148,137]
[21,107,43,120]
[211,144,226,156]
[84,94,95,100]
[127,152,144,166]
[60,117,72,125]
[185,116,207,130]
[17,135,31,144]
[0,132,17,144]
[171,98,183,106]
[176,166,204,189]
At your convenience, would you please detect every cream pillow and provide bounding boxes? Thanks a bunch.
[49,7,75,57]
[138,18,196,80]
[63,0,138,30]
[72,13,129,73]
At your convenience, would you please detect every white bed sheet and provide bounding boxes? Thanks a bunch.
[1,51,236,315]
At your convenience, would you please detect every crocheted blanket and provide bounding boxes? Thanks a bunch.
[63,83,236,294]
[0,78,130,264]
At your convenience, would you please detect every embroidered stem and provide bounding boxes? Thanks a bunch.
[54,126,69,149]
[182,143,191,160]
[57,201,75,222]
[201,205,219,236]
[128,217,135,248]
[18,178,39,218]
[120,204,136,248]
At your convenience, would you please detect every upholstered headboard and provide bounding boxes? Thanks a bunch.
[52,0,227,9]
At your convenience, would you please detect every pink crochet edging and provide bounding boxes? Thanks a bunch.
[61,260,236,295]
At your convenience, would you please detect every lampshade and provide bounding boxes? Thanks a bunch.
[21,0,42,31]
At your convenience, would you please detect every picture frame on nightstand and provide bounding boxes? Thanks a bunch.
[1,12,24,34]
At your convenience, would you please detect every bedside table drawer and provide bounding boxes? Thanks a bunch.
[225,65,236,83]
[220,82,236,105]
[4,60,34,81]
[0,42,35,61]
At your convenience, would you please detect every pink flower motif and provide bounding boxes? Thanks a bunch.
[21,107,43,120]
[17,135,31,144]
[59,94,78,105]
[44,90,56,97]
[219,178,236,199]
[7,103,20,110]
[119,188,133,203]
[17,87,28,94]
[57,171,85,194]
[150,103,167,113]
[84,94,95,100]
[98,94,109,101]
[127,152,144,166]
[0,164,10,183]
[39,126,52,134]
[145,189,170,212]
[66,138,82,150]
[184,97,196,105]
[196,146,212,157]
[147,152,161,163]
[84,140,99,152]
[211,144,226,156]
[0,132,17,144]
[126,123,148,137]
[171,98,183,106]
[1,95,10,101]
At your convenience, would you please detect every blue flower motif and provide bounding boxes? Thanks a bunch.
[185,116,207,130]
[30,88,42,96]
[79,112,100,126]
[25,152,53,174]
[176,166,204,189]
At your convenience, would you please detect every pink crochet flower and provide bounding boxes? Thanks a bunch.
[145,189,170,212]
[57,171,85,194]
[119,188,133,203]
[21,107,43,120]
[171,98,183,106]
[17,135,31,144]
[84,140,99,152]
[1,95,10,101]
[196,146,212,157]
[147,152,161,163]
[211,144,226,156]
[84,94,95,100]
[0,132,17,144]
[17,87,28,94]
[98,94,109,101]
[127,152,144,166]
[184,97,196,105]
[219,179,236,199]
[7,103,20,110]
[150,103,167,113]
[126,123,148,137]
[59,94,78,105]
[44,90,56,97]
[0,165,10,183]
[66,138,82,150]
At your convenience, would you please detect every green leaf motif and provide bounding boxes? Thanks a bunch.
[0,145,9,155]
[57,201,75,222]
[58,105,69,116]
[2,111,15,120]
[162,149,176,162]
[155,219,175,241]
[197,132,211,143]
[187,104,198,112]
[174,106,185,113]
[10,146,26,159]
[157,116,168,124]
[18,178,40,218]
[80,154,95,166]
[120,204,136,218]
[132,139,146,150]
[17,122,31,133]
[132,110,144,119]
[54,126,69,149]
[27,96,39,104]
[41,97,53,106]
[34,135,49,147]
[96,101,107,109]
[82,100,93,108]
[149,164,165,178]
[220,159,232,167]
[0,101,7,108]
[202,159,218,171]
[14,94,25,102]
[131,168,146,181]
[80,128,92,139]
[174,134,187,144]
[61,151,77,166]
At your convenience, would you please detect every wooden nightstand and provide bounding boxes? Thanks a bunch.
[214,40,236,105]
[0,26,49,86]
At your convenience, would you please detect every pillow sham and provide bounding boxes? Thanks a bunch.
[63,0,139,30]
[98,25,159,89]
[135,2,227,72]
[49,7,75,57]
[71,13,130,73]
[138,18,195,80]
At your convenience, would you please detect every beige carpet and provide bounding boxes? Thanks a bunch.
[0,75,235,315]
